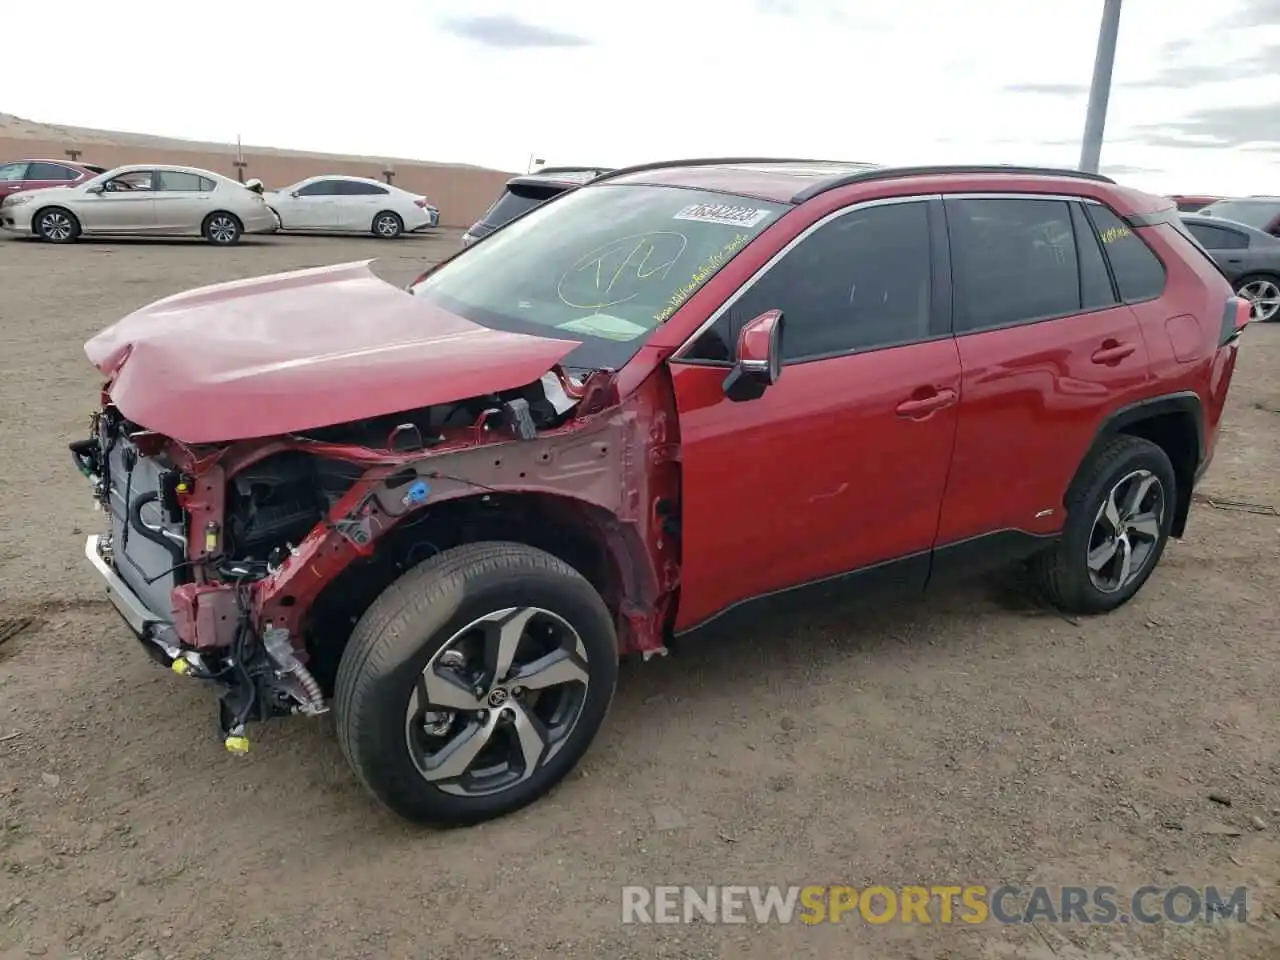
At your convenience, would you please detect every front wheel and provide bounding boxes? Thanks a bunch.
[35,207,80,243]
[1030,435,1176,614]
[203,211,242,245]
[372,210,403,239]
[333,542,619,826]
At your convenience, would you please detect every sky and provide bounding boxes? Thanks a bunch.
[6,0,1280,195]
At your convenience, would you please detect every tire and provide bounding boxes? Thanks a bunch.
[372,210,403,239]
[202,211,242,245]
[1030,435,1177,615]
[334,541,619,826]
[1233,274,1280,322]
[34,207,80,243]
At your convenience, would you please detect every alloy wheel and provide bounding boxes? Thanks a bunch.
[1239,278,1280,322]
[1086,468,1165,594]
[40,212,73,241]
[405,606,591,797]
[375,214,401,237]
[208,215,238,244]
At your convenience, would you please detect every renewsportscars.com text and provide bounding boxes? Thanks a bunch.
[620,884,1249,925]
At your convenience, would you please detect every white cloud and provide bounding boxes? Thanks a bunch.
[5,0,1278,195]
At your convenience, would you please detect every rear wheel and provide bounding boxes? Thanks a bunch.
[35,207,79,243]
[202,211,242,245]
[372,210,403,239]
[1030,435,1176,614]
[334,542,618,826]
[1234,275,1280,322]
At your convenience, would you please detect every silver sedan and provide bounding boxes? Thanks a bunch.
[0,163,279,245]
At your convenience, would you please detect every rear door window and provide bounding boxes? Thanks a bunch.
[26,162,80,181]
[945,197,1082,332]
[296,180,342,197]
[340,180,389,195]
[157,171,208,191]
[1071,202,1119,311]
[1185,222,1249,250]
[0,163,28,181]
[1084,205,1167,302]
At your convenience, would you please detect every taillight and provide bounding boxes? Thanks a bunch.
[414,198,429,208]
[1219,295,1251,346]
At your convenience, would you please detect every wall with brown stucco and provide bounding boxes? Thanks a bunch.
[0,137,518,228]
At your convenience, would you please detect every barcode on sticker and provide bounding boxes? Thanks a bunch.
[673,203,772,228]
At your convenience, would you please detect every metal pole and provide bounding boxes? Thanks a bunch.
[1079,0,1123,173]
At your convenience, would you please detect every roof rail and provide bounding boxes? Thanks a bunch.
[585,156,866,188]
[792,164,1116,202]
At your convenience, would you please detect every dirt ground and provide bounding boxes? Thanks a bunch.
[0,229,1277,960]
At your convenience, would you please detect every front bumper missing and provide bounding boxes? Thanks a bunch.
[83,533,180,659]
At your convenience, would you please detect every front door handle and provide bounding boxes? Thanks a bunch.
[895,387,957,418]
[1090,341,1136,364]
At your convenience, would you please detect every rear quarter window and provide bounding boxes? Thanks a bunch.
[1085,205,1167,302]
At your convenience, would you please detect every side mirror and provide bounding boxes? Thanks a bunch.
[722,309,784,402]
[290,190,302,198]
[85,184,104,194]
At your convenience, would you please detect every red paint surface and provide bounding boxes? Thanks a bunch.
[0,159,99,202]
[85,260,582,444]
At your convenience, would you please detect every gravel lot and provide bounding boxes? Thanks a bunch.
[0,230,1278,960]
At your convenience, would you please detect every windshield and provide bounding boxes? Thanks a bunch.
[1200,199,1280,229]
[413,183,789,369]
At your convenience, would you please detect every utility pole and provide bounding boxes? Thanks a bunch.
[233,134,248,183]
[1079,0,1124,173]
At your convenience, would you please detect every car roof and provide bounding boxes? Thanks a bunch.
[586,157,1162,210]
[1181,214,1279,240]
[505,167,613,189]
[105,163,226,179]
[18,158,90,166]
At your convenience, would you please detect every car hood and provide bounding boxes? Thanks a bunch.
[4,185,78,204]
[85,259,583,444]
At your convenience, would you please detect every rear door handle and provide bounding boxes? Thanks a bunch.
[895,387,957,418]
[1090,341,1137,364]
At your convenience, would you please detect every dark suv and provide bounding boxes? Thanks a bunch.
[72,159,1248,827]
[461,166,611,246]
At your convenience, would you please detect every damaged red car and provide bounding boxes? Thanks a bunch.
[72,158,1247,825]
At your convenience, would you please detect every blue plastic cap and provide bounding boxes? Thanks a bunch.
[405,481,430,503]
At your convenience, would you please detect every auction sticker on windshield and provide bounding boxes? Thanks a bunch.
[674,203,773,228]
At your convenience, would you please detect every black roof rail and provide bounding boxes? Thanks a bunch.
[792,164,1116,202]
[585,156,870,188]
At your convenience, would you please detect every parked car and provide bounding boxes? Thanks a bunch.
[1,163,277,244]
[70,159,1247,826]
[1168,194,1221,213]
[1197,196,1280,236]
[461,166,612,246]
[0,158,104,203]
[1181,213,1280,322]
[264,175,439,238]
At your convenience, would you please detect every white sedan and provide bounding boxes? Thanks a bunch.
[0,164,277,244]
[265,175,440,239]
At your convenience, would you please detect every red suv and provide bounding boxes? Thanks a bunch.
[71,159,1248,826]
[0,158,104,203]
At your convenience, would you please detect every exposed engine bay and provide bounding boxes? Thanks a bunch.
[70,363,673,753]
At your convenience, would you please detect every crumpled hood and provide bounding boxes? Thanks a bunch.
[85,259,582,444]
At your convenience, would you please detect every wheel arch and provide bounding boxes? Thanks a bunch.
[302,490,652,690]
[1066,391,1204,538]
[31,204,80,237]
